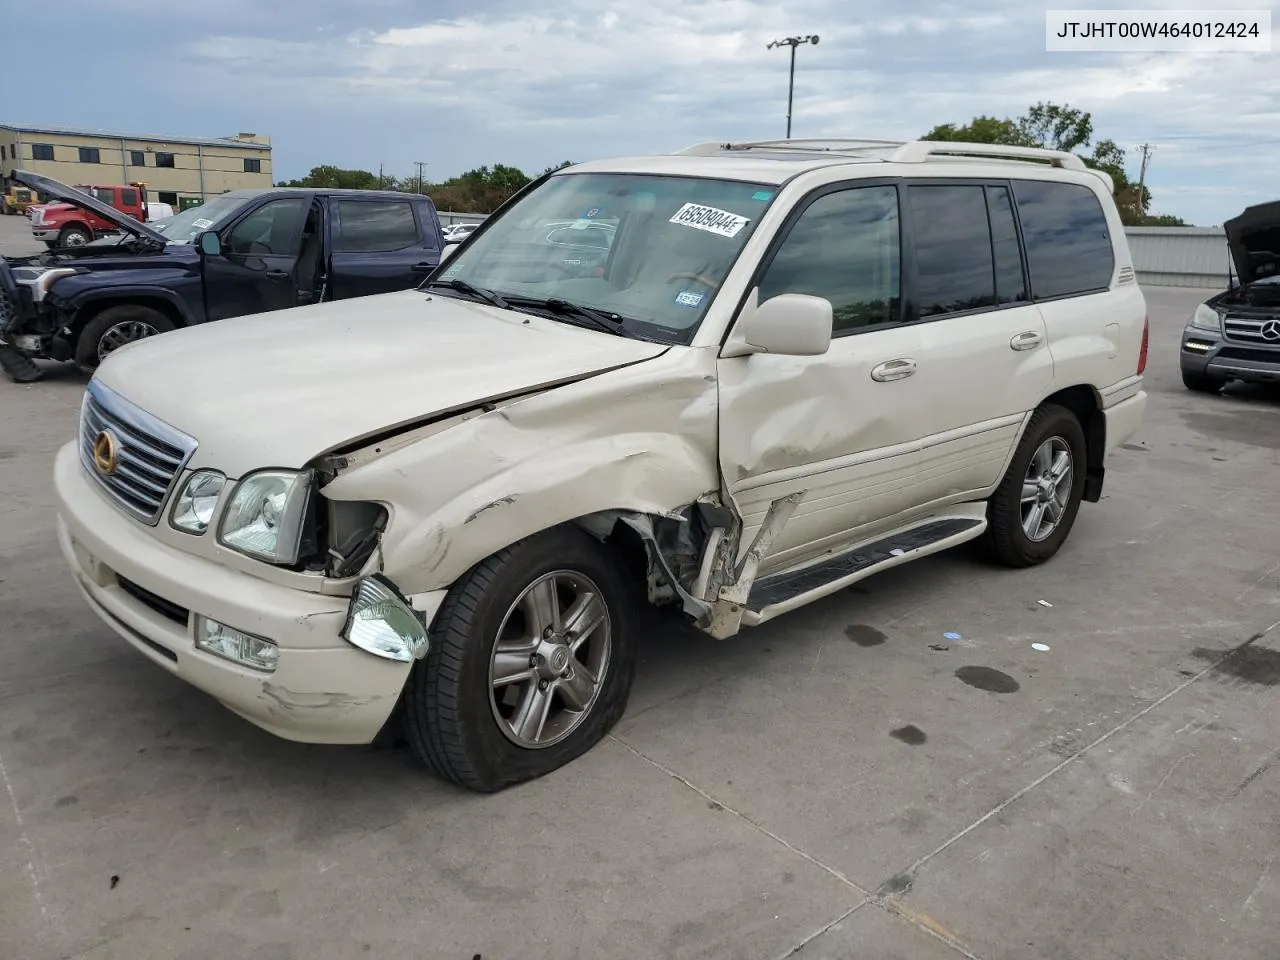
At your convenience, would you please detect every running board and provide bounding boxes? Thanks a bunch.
[743,515,987,625]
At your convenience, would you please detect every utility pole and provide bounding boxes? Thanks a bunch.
[766,35,820,139]
[414,161,429,195]
[1135,143,1154,218]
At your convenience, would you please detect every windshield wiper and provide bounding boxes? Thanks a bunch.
[425,277,511,310]
[503,295,628,336]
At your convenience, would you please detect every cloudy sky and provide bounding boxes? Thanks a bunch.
[11,0,1279,225]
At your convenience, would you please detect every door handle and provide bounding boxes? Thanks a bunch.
[410,261,434,272]
[264,269,290,281]
[870,359,917,382]
[1010,331,1044,351]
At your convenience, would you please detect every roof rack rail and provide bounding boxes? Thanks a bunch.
[675,139,905,157]
[888,140,1088,170]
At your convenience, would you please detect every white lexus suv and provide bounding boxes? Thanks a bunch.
[54,139,1149,792]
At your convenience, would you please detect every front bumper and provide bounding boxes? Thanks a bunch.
[1181,325,1280,384]
[30,228,56,242]
[54,442,412,744]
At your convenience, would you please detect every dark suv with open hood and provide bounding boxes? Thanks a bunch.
[1180,201,1280,393]
[0,172,445,382]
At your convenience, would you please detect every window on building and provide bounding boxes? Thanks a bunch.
[1012,180,1115,299]
[333,200,420,252]
[908,185,999,318]
[130,150,146,167]
[158,191,178,206]
[78,147,101,164]
[155,152,176,168]
[757,185,901,333]
[32,144,55,161]
[243,158,262,174]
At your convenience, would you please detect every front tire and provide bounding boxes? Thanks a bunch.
[58,225,92,247]
[1181,369,1225,394]
[404,525,639,792]
[75,305,175,373]
[984,403,1088,568]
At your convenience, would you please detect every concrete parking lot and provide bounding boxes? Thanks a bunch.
[2,213,1278,960]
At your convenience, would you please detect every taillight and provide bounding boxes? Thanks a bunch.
[1137,315,1149,375]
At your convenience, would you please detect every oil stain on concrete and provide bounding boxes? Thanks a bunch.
[846,624,887,647]
[890,725,927,745]
[1191,645,1280,686]
[955,666,1020,693]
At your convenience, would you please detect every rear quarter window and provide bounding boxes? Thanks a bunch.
[1012,180,1115,299]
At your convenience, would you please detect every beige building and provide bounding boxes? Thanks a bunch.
[0,123,273,210]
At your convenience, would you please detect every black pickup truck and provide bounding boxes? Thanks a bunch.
[0,172,445,381]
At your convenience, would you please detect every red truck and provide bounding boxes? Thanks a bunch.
[29,183,149,248]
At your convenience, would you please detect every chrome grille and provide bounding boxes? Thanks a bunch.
[78,379,198,525]
[1223,314,1280,345]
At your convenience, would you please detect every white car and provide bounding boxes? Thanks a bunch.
[54,138,1148,791]
[442,222,480,242]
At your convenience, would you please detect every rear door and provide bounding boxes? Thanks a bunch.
[327,197,438,299]
[201,196,308,321]
[899,181,1053,507]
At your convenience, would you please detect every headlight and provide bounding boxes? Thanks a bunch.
[341,575,429,662]
[170,470,225,535]
[218,469,315,565]
[1189,303,1221,332]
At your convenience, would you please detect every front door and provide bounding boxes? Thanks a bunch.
[899,182,1054,506]
[717,182,934,576]
[202,196,308,321]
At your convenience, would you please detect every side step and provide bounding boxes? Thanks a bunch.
[743,515,987,625]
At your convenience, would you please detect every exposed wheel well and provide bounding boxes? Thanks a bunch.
[1042,385,1105,502]
[74,297,186,335]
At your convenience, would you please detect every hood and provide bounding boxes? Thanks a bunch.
[94,289,669,477]
[15,171,167,245]
[1224,200,1280,286]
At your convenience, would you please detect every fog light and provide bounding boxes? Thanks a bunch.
[1182,339,1212,352]
[341,575,428,662]
[196,616,278,672]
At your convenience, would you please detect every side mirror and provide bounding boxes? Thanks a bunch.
[197,231,221,256]
[736,293,833,356]
[439,243,460,264]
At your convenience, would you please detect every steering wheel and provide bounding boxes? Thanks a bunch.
[666,270,721,289]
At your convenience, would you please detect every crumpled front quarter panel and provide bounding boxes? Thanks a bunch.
[322,346,722,594]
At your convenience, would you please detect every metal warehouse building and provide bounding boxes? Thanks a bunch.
[0,123,272,210]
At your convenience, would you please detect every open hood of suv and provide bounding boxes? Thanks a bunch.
[1224,200,1280,286]
[15,171,168,245]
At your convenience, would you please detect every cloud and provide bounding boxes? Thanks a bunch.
[38,0,1280,225]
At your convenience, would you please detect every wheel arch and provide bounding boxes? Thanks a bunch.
[71,291,193,335]
[1041,384,1106,503]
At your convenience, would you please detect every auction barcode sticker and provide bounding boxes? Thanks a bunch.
[1046,9,1271,51]
[669,203,749,238]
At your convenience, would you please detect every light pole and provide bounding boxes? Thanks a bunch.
[766,35,819,140]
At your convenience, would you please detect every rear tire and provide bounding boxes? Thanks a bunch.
[404,525,639,793]
[75,305,175,373]
[984,403,1088,568]
[1181,369,1225,394]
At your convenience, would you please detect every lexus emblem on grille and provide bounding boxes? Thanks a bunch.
[92,429,119,476]
[1262,320,1280,342]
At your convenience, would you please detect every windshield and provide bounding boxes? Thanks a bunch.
[435,172,776,342]
[157,196,250,244]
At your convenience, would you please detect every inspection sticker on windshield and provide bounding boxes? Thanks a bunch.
[669,203,749,238]
[191,218,213,229]
[674,290,704,308]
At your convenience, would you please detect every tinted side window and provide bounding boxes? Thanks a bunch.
[908,185,996,317]
[986,186,1027,304]
[121,189,138,206]
[757,185,900,332]
[225,198,307,256]
[333,200,419,252]
[1013,180,1114,299]
[93,188,116,204]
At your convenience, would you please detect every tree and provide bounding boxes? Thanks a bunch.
[922,102,1168,226]
[277,165,382,190]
